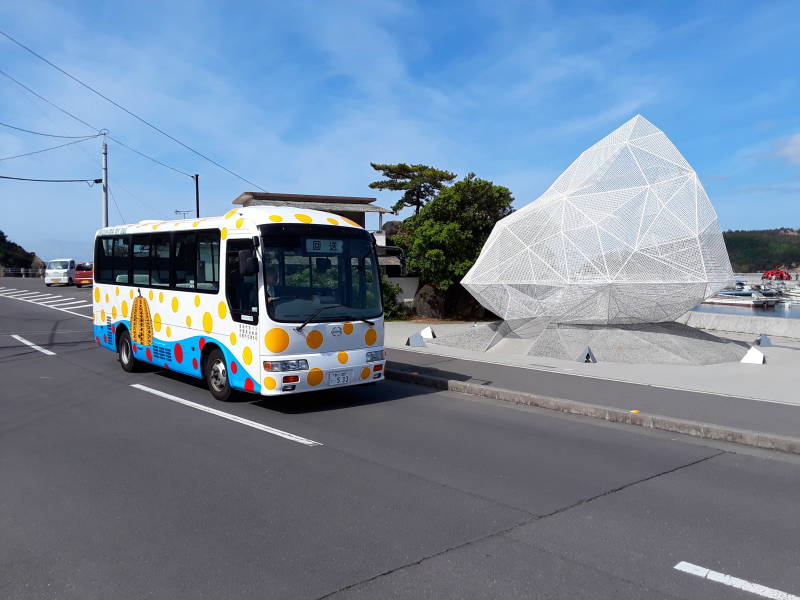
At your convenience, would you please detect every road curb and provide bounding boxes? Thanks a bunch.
[386,367,800,455]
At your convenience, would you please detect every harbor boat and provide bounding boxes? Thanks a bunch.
[703,291,779,308]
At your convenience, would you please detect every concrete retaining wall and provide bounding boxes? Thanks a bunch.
[677,311,800,339]
[387,276,419,306]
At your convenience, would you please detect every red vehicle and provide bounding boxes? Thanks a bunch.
[75,262,93,287]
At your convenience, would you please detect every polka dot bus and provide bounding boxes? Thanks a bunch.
[93,205,385,400]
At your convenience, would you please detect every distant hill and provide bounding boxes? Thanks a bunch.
[0,230,37,268]
[723,228,800,273]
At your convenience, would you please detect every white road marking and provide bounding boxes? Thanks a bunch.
[38,297,74,304]
[2,290,40,297]
[26,294,62,300]
[0,292,92,319]
[46,299,88,307]
[10,334,56,356]
[674,561,799,600]
[130,384,323,447]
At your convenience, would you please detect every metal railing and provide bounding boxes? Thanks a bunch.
[0,267,45,278]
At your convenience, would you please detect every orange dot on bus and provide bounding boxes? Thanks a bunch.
[295,213,312,224]
[343,322,353,335]
[263,376,277,390]
[361,367,370,379]
[186,315,192,327]
[153,313,162,332]
[115,287,119,296]
[306,329,323,349]
[265,328,289,353]
[100,309,106,321]
[129,289,134,299]
[94,288,100,302]
[166,326,172,337]
[105,294,109,303]
[307,368,323,386]
[326,217,339,225]
[112,306,118,320]
[148,290,153,300]
[224,208,238,219]
[121,300,129,317]
[337,352,348,364]
[365,328,377,346]
[343,217,361,227]
[158,292,164,303]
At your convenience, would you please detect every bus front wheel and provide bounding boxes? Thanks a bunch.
[205,348,234,402]
[118,330,140,373]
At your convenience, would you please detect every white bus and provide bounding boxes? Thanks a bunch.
[93,205,385,400]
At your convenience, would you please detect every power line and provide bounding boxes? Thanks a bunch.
[1,28,268,191]
[0,68,192,179]
[0,174,102,184]
[0,136,98,161]
[108,185,126,222]
[0,120,95,138]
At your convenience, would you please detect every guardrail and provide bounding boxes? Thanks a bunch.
[0,268,44,278]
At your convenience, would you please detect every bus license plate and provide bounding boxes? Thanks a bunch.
[328,370,351,386]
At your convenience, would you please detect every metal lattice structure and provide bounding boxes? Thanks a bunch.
[462,115,733,326]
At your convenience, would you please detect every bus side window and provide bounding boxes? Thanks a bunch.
[173,232,196,289]
[225,238,259,324]
[112,236,130,284]
[95,237,114,283]
[197,232,220,292]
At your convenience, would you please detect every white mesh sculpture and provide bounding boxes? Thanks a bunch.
[462,115,733,327]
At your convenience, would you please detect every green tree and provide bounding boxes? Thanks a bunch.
[369,163,457,214]
[394,173,514,291]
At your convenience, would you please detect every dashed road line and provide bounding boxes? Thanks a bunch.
[10,334,56,356]
[0,289,92,319]
[130,384,323,447]
[674,561,799,599]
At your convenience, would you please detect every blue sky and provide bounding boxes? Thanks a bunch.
[1,0,799,261]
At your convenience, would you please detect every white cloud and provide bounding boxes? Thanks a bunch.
[776,134,800,165]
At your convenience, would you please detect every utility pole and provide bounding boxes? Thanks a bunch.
[192,173,200,218]
[101,133,109,227]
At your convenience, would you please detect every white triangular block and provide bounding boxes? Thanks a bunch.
[577,346,597,363]
[754,334,773,347]
[420,326,437,339]
[405,333,426,347]
[740,347,766,364]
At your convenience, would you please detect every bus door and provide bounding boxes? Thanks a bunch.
[225,238,260,325]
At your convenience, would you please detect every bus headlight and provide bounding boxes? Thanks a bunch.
[263,359,309,371]
[366,350,384,362]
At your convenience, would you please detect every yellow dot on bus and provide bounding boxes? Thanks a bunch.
[129,289,134,299]
[327,217,339,225]
[202,312,213,333]
[307,368,323,386]
[265,328,289,353]
[171,297,179,312]
[365,328,377,346]
[94,288,100,302]
[121,300,129,317]
[166,326,172,337]
[242,346,252,365]
[269,215,283,222]
[152,224,159,230]
[158,292,164,303]
[193,221,200,227]
[105,293,109,303]
[114,287,119,296]
[343,322,353,335]
[217,302,227,319]
[263,376,277,390]
[235,217,244,228]
[153,313,162,332]
[100,309,106,321]
[194,295,200,307]
[186,315,192,327]
[112,306,118,320]
[224,208,238,219]
[221,227,228,240]
[306,329,323,349]
[229,332,237,346]
[361,367,370,380]
[337,351,348,364]
[343,217,361,227]
[295,213,312,223]
[148,290,153,300]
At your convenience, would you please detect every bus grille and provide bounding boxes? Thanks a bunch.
[152,344,172,362]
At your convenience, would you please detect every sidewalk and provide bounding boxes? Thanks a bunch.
[384,321,800,453]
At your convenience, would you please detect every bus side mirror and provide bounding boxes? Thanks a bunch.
[239,249,259,275]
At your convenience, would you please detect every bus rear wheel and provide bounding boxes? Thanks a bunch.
[118,330,140,373]
[205,348,234,402]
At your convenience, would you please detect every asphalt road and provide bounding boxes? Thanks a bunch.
[2,278,800,599]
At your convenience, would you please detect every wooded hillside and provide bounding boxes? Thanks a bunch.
[723,228,800,272]
[0,230,37,268]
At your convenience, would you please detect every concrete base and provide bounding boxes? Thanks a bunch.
[431,320,749,365]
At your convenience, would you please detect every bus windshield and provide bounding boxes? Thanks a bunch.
[260,224,382,323]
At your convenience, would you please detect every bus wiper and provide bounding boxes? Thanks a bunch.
[295,304,345,332]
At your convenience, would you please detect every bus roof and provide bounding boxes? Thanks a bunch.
[94,204,363,237]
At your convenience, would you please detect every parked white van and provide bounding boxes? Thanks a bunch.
[45,258,77,286]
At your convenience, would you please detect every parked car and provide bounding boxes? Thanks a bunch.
[75,262,93,287]
[44,258,76,286]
